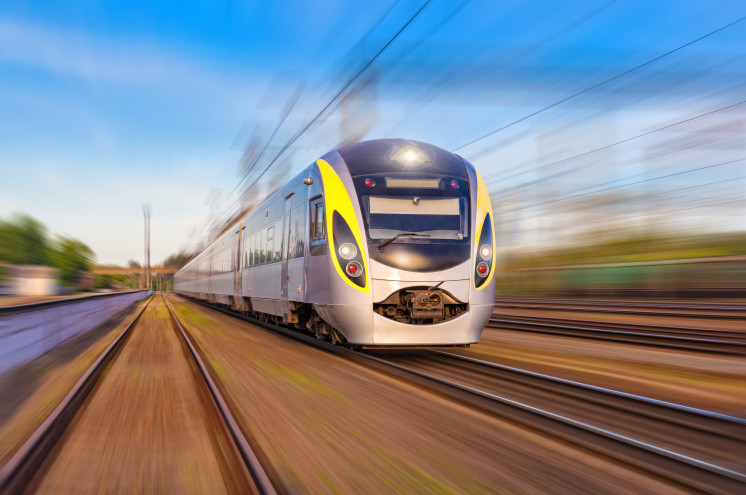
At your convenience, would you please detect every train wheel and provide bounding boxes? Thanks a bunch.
[331,328,348,346]
[314,323,325,341]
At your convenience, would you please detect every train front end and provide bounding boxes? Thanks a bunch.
[316,139,496,346]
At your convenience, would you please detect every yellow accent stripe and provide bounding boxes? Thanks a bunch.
[317,159,369,293]
[474,170,496,290]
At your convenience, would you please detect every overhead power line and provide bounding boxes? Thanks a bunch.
[488,98,746,195]
[453,15,746,152]
[493,174,746,225]
[498,157,745,213]
[246,0,434,190]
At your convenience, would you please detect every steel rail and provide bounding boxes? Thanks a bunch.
[178,295,746,494]
[163,296,277,495]
[0,295,153,494]
[360,351,746,495]
[490,314,746,338]
[493,298,746,319]
[428,349,746,438]
[494,296,746,310]
[488,316,746,354]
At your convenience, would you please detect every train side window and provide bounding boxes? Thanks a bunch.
[266,227,274,264]
[312,201,325,241]
[243,235,254,268]
[309,198,327,256]
[259,229,267,264]
[273,219,283,261]
[253,233,258,265]
[249,234,256,266]
[291,206,304,258]
[232,234,237,271]
[244,236,249,267]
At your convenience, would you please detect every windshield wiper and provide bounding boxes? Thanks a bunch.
[378,232,430,251]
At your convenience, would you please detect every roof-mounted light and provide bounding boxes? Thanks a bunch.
[390,144,430,166]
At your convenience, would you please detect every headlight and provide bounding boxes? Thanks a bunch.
[479,244,492,260]
[338,242,357,260]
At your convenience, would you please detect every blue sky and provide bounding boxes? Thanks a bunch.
[1,1,744,264]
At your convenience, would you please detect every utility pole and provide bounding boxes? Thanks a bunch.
[142,203,151,290]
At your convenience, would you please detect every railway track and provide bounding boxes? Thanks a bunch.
[0,294,275,494]
[184,295,746,495]
[494,297,746,319]
[367,349,746,494]
[162,297,275,495]
[487,315,746,354]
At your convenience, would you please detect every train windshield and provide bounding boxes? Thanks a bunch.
[365,196,467,240]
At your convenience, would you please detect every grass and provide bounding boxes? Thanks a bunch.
[172,304,214,329]
[253,355,346,403]
[165,297,501,493]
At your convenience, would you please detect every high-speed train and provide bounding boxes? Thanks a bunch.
[174,139,496,347]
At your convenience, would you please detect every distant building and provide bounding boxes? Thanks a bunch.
[11,265,57,296]
[77,274,94,291]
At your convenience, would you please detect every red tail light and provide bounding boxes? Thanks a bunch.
[346,261,363,277]
[477,262,488,277]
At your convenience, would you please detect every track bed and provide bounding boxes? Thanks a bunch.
[17,297,254,494]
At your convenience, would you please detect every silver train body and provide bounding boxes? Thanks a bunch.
[174,139,496,346]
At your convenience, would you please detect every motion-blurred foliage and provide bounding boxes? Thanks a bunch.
[510,230,746,267]
[162,249,195,268]
[47,236,95,286]
[0,213,95,286]
[0,213,49,265]
[496,230,746,297]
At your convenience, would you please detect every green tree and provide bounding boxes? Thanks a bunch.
[0,213,51,265]
[49,236,95,286]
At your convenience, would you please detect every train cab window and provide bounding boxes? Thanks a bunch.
[366,196,467,240]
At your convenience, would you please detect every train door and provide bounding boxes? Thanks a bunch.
[281,194,293,322]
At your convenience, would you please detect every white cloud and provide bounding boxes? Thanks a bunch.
[0,17,265,104]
